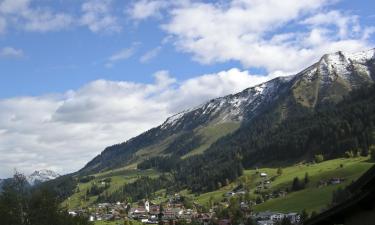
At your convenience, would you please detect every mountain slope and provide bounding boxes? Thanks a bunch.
[81,76,293,174]
[292,50,375,108]
[80,49,375,176]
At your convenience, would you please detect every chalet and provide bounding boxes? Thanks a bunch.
[149,205,160,215]
[235,189,246,195]
[329,178,344,185]
[68,211,77,216]
[224,191,236,197]
[285,212,300,224]
[255,211,274,220]
[270,213,285,221]
[129,207,148,219]
[305,165,375,225]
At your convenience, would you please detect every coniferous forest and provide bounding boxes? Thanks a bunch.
[0,173,91,225]
[91,84,375,200]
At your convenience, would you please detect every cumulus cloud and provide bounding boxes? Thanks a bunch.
[128,0,170,20]
[0,0,73,32]
[0,68,274,177]
[0,0,121,33]
[157,0,374,74]
[80,0,121,33]
[0,46,24,58]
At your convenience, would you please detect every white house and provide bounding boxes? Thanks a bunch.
[270,213,285,221]
[286,212,300,224]
[68,211,77,216]
[260,172,268,177]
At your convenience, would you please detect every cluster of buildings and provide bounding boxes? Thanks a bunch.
[68,199,301,225]
[69,202,129,222]
[254,211,300,225]
[68,172,305,224]
[128,200,203,224]
[317,178,344,188]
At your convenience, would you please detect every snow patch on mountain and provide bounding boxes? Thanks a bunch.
[298,48,375,88]
[161,75,292,130]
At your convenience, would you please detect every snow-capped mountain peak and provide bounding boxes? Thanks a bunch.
[27,169,60,185]
[160,76,292,131]
[161,49,375,132]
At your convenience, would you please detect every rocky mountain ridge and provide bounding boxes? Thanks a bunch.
[81,48,375,174]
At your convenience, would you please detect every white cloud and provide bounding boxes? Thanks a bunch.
[0,68,273,177]
[159,0,373,74]
[106,43,140,67]
[302,10,360,39]
[80,0,121,33]
[109,48,136,61]
[0,0,73,32]
[140,46,162,63]
[0,0,121,33]
[0,46,24,58]
[128,0,170,20]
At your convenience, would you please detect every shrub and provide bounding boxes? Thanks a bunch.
[277,167,283,175]
[314,154,324,163]
[344,151,354,158]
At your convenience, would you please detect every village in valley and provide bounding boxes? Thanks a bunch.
[66,166,348,225]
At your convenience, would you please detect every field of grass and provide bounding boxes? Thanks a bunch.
[174,157,374,213]
[253,157,374,213]
[182,122,240,158]
[63,169,159,209]
[65,156,373,215]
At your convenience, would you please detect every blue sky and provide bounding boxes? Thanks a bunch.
[0,0,372,98]
[0,0,374,177]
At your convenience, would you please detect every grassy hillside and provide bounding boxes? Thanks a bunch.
[170,157,373,213]
[63,169,159,209]
[250,157,373,213]
[182,122,240,158]
[63,157,374,215]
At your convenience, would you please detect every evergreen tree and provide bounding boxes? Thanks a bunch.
[0,172,91,225]
[292,177,304,191]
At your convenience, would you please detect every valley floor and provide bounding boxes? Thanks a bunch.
[65,157,374,223]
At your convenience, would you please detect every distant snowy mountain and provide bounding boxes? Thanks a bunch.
[27,170,60,185]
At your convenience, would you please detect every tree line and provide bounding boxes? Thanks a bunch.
[0,172,91,225]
